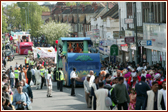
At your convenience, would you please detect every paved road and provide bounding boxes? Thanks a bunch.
[6,54,89,110]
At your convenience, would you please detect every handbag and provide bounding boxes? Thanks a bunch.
[16,102,27,110]
[23,92,32,110]
[30,80,34,86]
[105,90,112,107]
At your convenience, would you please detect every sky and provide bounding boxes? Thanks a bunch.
[2,2,58,6]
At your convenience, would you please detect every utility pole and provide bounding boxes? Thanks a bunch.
[134,2,138,64]
[76,2,79,37]
[28,3,29,31]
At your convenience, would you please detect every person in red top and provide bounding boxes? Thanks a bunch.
[75,43,81,53]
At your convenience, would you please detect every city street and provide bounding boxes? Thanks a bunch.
[6,54,89,110]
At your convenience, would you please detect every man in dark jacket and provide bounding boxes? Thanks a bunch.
[27,67,32,85]
[104,79,118,109]
[135,76,151,110]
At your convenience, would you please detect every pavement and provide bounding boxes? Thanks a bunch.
[6,53,90,110]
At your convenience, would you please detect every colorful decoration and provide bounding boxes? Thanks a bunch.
[75,55,93,61]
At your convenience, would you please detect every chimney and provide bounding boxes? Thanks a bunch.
[70,6,73,12]
[82,6,85,12]
[92,2,96,7]
[94,4,98,12]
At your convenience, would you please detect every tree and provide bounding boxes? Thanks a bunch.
[6,3,21,30]
[37,21,72,44]
[41,6,50,12]
[2,7,8,33]
[17,2,43,36]
[66,2,76,6]
[66,2,92,6]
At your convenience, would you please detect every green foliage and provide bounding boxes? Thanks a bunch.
[16,2,43,36]
[66,2,91,6]
[2,7,8,33]
[37,21,72,44]
[66,2,76,6]
[41,6,50,12]
[6,3,21,30]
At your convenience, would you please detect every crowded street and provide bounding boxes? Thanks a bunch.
[4,54,89,110]
[2,1,166,111]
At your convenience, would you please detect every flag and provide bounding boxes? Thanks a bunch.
[37,53,40,59]
[10,36,13,41]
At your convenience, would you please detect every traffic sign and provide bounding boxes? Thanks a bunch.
[146,40,152,46]
[124,37,134,43]
[138,40,152,46]
[110,44,118,56]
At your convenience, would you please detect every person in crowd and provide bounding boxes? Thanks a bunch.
[40,66,45,89]
[91,76,99,110]
[84,75,91,108]
[89,70,95,87]
[58,68,64,92]
[12,85,31,110]
[3,98,13,110]
[70,68,79,96]
[27,67,32,85]
[15,62,19,69]
[135,76,151,110]
[2,85,10,100]
[10,70,15,88]
[35,66,41,89]
[143,81,165,110]
[14,67,20,88]
[95,82,110,110]
[104,78,118,110]
[46,70,52,97]
[160,81,166,108]
[31,66,36,85]
[112,77,119,88]
[57,68,61,90]
[128,88,137,110]
[19,69,26,81]
[2,76,8,87]
[2,96,6,110]
[114,77,130,110]
[21,79,33,103]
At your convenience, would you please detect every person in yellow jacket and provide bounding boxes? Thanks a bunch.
[40,66,45,89]
[58,68,65,92]
[14,68,20,88]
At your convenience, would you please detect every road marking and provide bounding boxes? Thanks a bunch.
[77,94,83,97]
[66,88,70,91]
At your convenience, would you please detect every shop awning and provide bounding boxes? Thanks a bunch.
[102,55,109,59]
[144,46,166,52]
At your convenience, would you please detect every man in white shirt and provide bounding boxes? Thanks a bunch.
[160,81,166,108]
[70,68,79,96]
[15,62,19,68]
[46,70,52,97]
[84,75,91,108]
[89,70,95,87]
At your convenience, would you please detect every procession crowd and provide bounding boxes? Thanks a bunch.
[2,55,57,110]
[1,49,166,110]
[83,61,166,110]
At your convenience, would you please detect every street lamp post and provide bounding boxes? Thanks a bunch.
[76,2,79,37]
[22,7,27,31]
[134,2,139,64]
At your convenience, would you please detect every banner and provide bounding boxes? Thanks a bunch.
[32,47,56,59]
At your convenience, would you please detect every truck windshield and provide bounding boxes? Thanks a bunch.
[68,62,99,71]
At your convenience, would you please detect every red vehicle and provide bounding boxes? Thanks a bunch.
[18,42,33,55]
[17,34,33,55]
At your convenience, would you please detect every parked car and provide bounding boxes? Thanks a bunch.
[3,50,14,61]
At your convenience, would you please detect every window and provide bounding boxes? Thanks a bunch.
[20,46,32,49]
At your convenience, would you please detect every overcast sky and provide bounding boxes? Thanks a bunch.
[2,2,58,6]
